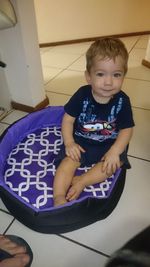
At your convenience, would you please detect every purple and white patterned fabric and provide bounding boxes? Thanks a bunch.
[4,126,121,210]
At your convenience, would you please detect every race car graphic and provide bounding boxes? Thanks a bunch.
[81,120,116,136]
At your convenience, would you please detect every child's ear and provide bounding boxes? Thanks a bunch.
[85,70,91,84]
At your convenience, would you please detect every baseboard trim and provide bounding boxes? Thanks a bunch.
[39,31,150,47]
[142,59,150,69]
[11,96,49,113]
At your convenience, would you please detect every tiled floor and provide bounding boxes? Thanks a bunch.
[0,35,150,266]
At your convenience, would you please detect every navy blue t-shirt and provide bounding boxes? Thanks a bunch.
[64,85,135,146]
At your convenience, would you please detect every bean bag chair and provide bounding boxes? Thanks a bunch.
[0,106,126,233]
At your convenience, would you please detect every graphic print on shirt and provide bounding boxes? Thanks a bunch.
[75,97,123,142]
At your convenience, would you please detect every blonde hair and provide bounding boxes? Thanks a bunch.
[86,37,128,74]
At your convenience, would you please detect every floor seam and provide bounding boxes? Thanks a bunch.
[57,234,110,258]
[3,217,16,235]
[128,155,150,162]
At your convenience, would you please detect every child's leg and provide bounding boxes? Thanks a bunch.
[66,161,120,201]
[53,156,80,206]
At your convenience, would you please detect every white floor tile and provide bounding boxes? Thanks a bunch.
[40,47,53,54]
[129,108,150,160]
[0,123,9,135]
[7,221,108,267]
[0,198,10,212]
[127,61,150,81]
[50,42,92,55]
[0,211,14,233]
[45,70,86,96]
[120,36,140,52]
[1,110,28,124]
[42,66,63,84]
[41,50,81,69]
[122,78,150,109]
[139,35,150,40]
[68,55,86,71]
[129,48,146,63]
[47,92,71,106]
[135,38,149,49]
[64,158,150,255]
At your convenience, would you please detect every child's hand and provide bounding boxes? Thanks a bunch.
[65,142,85,162]
[101,148,121,175]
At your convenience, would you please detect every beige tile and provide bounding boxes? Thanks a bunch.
[41,50,81,69]
[7,222,108,267]
[120,36,140,52]
[122,78,150,109]
[129,108,150,160]
[50,42,92,55]
[135,38,149,49]
[0,123,9,136]
[129,48,146,63]
[47,92,71,106]
[40,47,53,54]
[1,110,28,124]
[42,66,63,84]
[0,211,14,232]
[68,55,86,71]
[139,35,150,40]
[45,70,86,95]
[64,158,150,255]
[0,196,11,212]
[127,63,150,81]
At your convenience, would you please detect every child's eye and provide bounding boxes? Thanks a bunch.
[96,72,104,77]
[113,72,123,78]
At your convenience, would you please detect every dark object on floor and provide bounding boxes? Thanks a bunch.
[105,226,150,267]
[0,60,6,68]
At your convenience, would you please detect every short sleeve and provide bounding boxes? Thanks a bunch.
[64,86,89,118]
[117,96,135,129]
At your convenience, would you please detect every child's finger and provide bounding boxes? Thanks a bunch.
[101,159,107,172]
[78,145,86,153]
[66,187,75,200]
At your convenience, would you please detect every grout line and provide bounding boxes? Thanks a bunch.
[57,234,110,258]
[46,90,72,97]
[65,54,84,69]
[128,155,150,162]
[0,208,12,216]
[44,69,66,85]
[128,36,141,54]
[0,121,11,126]
[3,218,16,235]
[43,54,84,86]
[132,105,150,111]
[125,76,150,83]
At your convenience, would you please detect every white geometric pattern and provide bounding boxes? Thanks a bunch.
[4,127,119,210]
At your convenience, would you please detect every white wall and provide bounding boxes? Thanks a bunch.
[34,0,150,44]
[0,0,45,110]
[0,63,11,110]
[145,38,150,62]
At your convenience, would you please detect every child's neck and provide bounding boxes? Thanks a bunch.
[92,91,113,104]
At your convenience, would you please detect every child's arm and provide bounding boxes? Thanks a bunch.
[102,127,134,174]
[62,113,85,161]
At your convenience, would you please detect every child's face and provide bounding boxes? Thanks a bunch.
[85,56,125,103]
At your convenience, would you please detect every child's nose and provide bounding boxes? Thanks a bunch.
[104,75,112,85]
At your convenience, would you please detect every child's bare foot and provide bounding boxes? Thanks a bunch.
[53,195,67,207]
[66,176,85,201]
